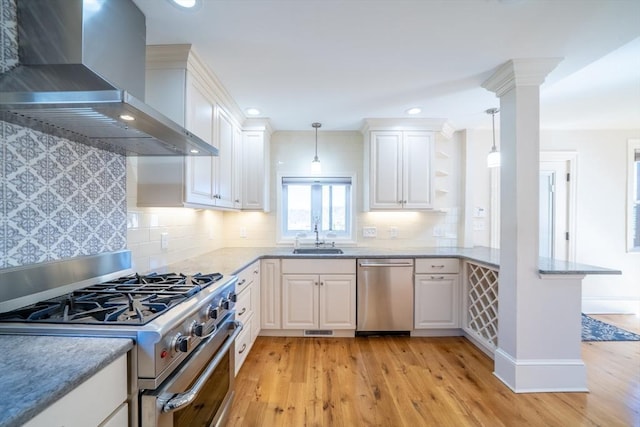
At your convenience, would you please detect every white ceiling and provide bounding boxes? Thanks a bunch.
[132,0,640,131]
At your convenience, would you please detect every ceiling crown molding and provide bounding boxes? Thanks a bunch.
[482,58,563,97]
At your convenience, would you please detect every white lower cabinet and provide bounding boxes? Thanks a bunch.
[414,258,460,329]
[234,260,260,375]
[280,259,356,331]
[24,354,128,427]
[282,274,356,329]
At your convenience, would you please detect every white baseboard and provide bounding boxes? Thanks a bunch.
[582,297,640,315]
[493,348,588,393]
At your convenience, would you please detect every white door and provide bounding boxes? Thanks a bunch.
[539,160,570,260]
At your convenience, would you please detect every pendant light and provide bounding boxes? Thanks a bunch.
[486,108,500,168]
[311,122,322,174]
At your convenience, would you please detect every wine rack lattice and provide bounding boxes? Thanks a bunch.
[466,262,499,349]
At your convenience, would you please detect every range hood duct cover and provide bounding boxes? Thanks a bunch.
[0,0,218,156]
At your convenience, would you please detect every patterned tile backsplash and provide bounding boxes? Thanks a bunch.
[0,0,127,269]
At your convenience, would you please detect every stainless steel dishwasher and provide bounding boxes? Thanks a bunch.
[356,259,414,334]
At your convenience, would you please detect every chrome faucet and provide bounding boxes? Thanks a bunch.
[314,223,322,247]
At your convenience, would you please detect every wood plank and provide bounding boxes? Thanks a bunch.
[228,317,640,426]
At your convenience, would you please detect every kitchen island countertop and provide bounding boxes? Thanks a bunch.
[0,335,133,427]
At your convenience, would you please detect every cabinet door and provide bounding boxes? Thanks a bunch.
[232,125,243,209]
[319,275,356,329]
[282,275,318,329]
[242,131,267,210]
[185,76,214,146]
[260,259,281,329]
[414,274,459,328]
[213,106,235,208]
[185,156,214,205]
[370,131,403,209]
[403,131,433,209]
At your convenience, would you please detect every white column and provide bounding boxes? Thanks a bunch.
[483,59,588,392]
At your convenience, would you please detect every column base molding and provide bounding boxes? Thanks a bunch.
[493,348,588,393]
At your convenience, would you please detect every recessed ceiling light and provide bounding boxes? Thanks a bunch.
[406,107,422,115]
[190,149,200,154]
[246,108,261,116]
[168,0,201,10]
[120,114,135,121]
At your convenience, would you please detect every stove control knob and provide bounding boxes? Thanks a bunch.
[207,305,220,320]
[191,321,206,337]
[221,298,230,310]
[227,291,237,303]
[172,333,191,353]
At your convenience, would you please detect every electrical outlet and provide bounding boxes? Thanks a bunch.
[239,227,247,238]
[160,232,169,249]
[363,227,377,238]
[389,227,398,238]
[474,207,486,218]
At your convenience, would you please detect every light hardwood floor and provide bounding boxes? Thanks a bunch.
[228,315,640,427]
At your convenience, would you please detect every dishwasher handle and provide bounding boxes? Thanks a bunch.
[358,261,413,267]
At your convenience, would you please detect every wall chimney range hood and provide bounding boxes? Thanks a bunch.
[0,0,218,156]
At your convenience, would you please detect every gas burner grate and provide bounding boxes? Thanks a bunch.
[0,272,224,325]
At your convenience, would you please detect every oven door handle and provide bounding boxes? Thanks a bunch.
[161,320,244,413]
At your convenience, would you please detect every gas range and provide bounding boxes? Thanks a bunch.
[0,252,239,390]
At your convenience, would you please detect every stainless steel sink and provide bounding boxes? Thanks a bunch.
[292,248,344,254]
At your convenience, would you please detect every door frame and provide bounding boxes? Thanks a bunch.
[490,151,577,262]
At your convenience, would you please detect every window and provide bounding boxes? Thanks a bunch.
[628,140,640,252]
[280,176,353,240]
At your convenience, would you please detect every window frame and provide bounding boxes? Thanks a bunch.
[276,173,356,245]
[628,139,640,252]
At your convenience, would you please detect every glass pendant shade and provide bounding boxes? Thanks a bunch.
[311,156,321,173]
[487,148,500,168]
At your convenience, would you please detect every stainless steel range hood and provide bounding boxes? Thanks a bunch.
[0,0,218,156]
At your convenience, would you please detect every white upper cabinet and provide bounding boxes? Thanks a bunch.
[138,44,245,210]
[368,130,434,210]
[362,119,451,211]
[241,120,272,212]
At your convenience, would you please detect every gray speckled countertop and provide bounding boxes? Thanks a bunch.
[0,335,133,427]
[158,246,620,277]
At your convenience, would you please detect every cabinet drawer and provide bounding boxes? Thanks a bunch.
[236,261,260,293]
[235,319,252,375]
[415,258,460,274]
[281,258,355,274]
[236,286,253,322]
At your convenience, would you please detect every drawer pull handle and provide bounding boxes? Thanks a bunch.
[431,265,445,268]
[430,276,445,280]
[238,279,246,286]
[238,343,247,354]
[238,307,247,316]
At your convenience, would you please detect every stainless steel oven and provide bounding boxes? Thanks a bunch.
[141,314,242,427]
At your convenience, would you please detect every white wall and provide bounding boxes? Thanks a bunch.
[126,158,225,273]
[539,130,640,313]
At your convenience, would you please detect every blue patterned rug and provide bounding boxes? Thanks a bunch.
[581,314,640,342]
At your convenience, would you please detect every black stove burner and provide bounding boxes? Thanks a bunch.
[0,272,223,325]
